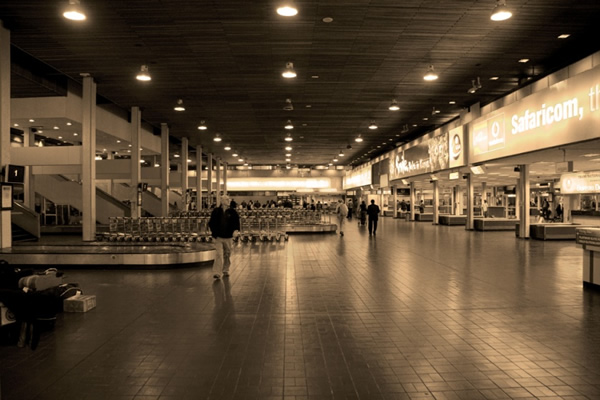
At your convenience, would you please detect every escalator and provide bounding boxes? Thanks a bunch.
[11,202,40,242]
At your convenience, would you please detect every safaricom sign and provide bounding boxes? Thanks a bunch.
[469,65,600,163]
[511,98,584,134]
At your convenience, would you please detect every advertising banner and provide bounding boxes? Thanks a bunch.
[559,171,600,194]
[344,166,372,189]
[469,65,600,163]
[448,126,465,169]
[389,133,451,180]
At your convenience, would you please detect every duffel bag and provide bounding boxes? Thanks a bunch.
[18,268,64,291]
[0,260,34,290]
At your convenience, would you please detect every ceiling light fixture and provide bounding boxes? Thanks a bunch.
[285,145,293,151]
[355,135,363,143]
[491,0,512,21]
[388,99,400,111]
[284,133,294,142]
[232,153,238,157]
[213,133,222,142]
[423,65,438,81]
[468,77,482,94]
[224,144,231,151]
[368,121,378,130]
[338,150,344,157]
[284,119,294,130]
[282,62,297,78]
[63,0,86,21]
[276,1,298,16]
[136,65,151,81]
[197,120,207,130]
[174,99,185,112]
[283,98,294,111]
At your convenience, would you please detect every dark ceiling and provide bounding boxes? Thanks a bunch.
[1,0,600,168]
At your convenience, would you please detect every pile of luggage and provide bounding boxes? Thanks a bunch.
[0,261,95,350]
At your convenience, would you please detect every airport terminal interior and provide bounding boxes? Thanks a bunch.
[1,1,600,399]
[2,221,600,400]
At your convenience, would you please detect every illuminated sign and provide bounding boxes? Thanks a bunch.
[559,171,600,194]
[343,167,372,189]
[448,127,465,168]
[228,178,331,191]
[449,172,460,180]
[469,65,600,163]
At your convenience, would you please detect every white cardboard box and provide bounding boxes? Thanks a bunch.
[63,295,96,313]
[0,302,16,326]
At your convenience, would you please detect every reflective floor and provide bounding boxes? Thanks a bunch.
[2,218,600,400]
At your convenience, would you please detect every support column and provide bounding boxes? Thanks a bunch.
[196,145,202,210]
[432,180,439,225]
[181,137,188,211]
[563,161,575,222]
[481,182,487,206]
[393,185,398,218]
[81,75,97,241]
[160,124,170,216]
[216,157,222,206]
[0,23,11,248]
[455,186,463,215]
[518,164,530,239]
[130,107,141,219]
[207,153,213,207]
[465,173,474,230]
[409,182,415,221]
[24,129,36,210]
[223,162,228,195]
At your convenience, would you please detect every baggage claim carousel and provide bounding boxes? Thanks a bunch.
[0,223,337,269]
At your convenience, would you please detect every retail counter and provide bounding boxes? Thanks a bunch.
[438,215,466,225]
[414,213,433,222]
[474,218,518,231]
[516,223,596,240]
[576,228,600,288]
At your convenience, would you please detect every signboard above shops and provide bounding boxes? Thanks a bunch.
[343,166,372,189]
[389,126,465,181]
[469,65,600,164]
[559,171,600,194]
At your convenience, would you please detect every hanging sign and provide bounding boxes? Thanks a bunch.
[559,171,600,194]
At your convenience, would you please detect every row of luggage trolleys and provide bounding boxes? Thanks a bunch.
[99,215,291,243]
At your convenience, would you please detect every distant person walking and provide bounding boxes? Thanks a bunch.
[208,195,240,280]
[367,199,380,236]
[336,199,349,236]
[359,200,367,226]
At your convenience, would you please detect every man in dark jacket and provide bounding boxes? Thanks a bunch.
[208,195,240,279]
[367,199,380,236]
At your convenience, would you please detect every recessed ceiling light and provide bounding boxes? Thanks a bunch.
[174,154,180,158]
[58,136,63,139]
[73,132,78,136]
[423,117,429,121]
[449,100,456,105]
[53,126,60,130]
[306,105,312,108]
[558,34,570,39]
[285,158,291,162]
[66,122,72,126]
[489,76,499,80]
[224,145,231,151]
[232,153,238,157]
[285,153,292,157]
[29,119,34,122]
[322,17,333,23]
[518,58,529,63]
[311,75,319,79]
[13,123,19,127]
[285,146,293,151]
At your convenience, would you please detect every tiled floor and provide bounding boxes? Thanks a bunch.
[2,218,600,400]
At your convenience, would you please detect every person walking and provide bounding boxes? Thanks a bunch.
[367,199,380,236]
[336,199,348,236]
[359,200,367,226]
[208,194,240,280]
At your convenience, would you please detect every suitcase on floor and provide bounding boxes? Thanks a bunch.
[18,268,64,291]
